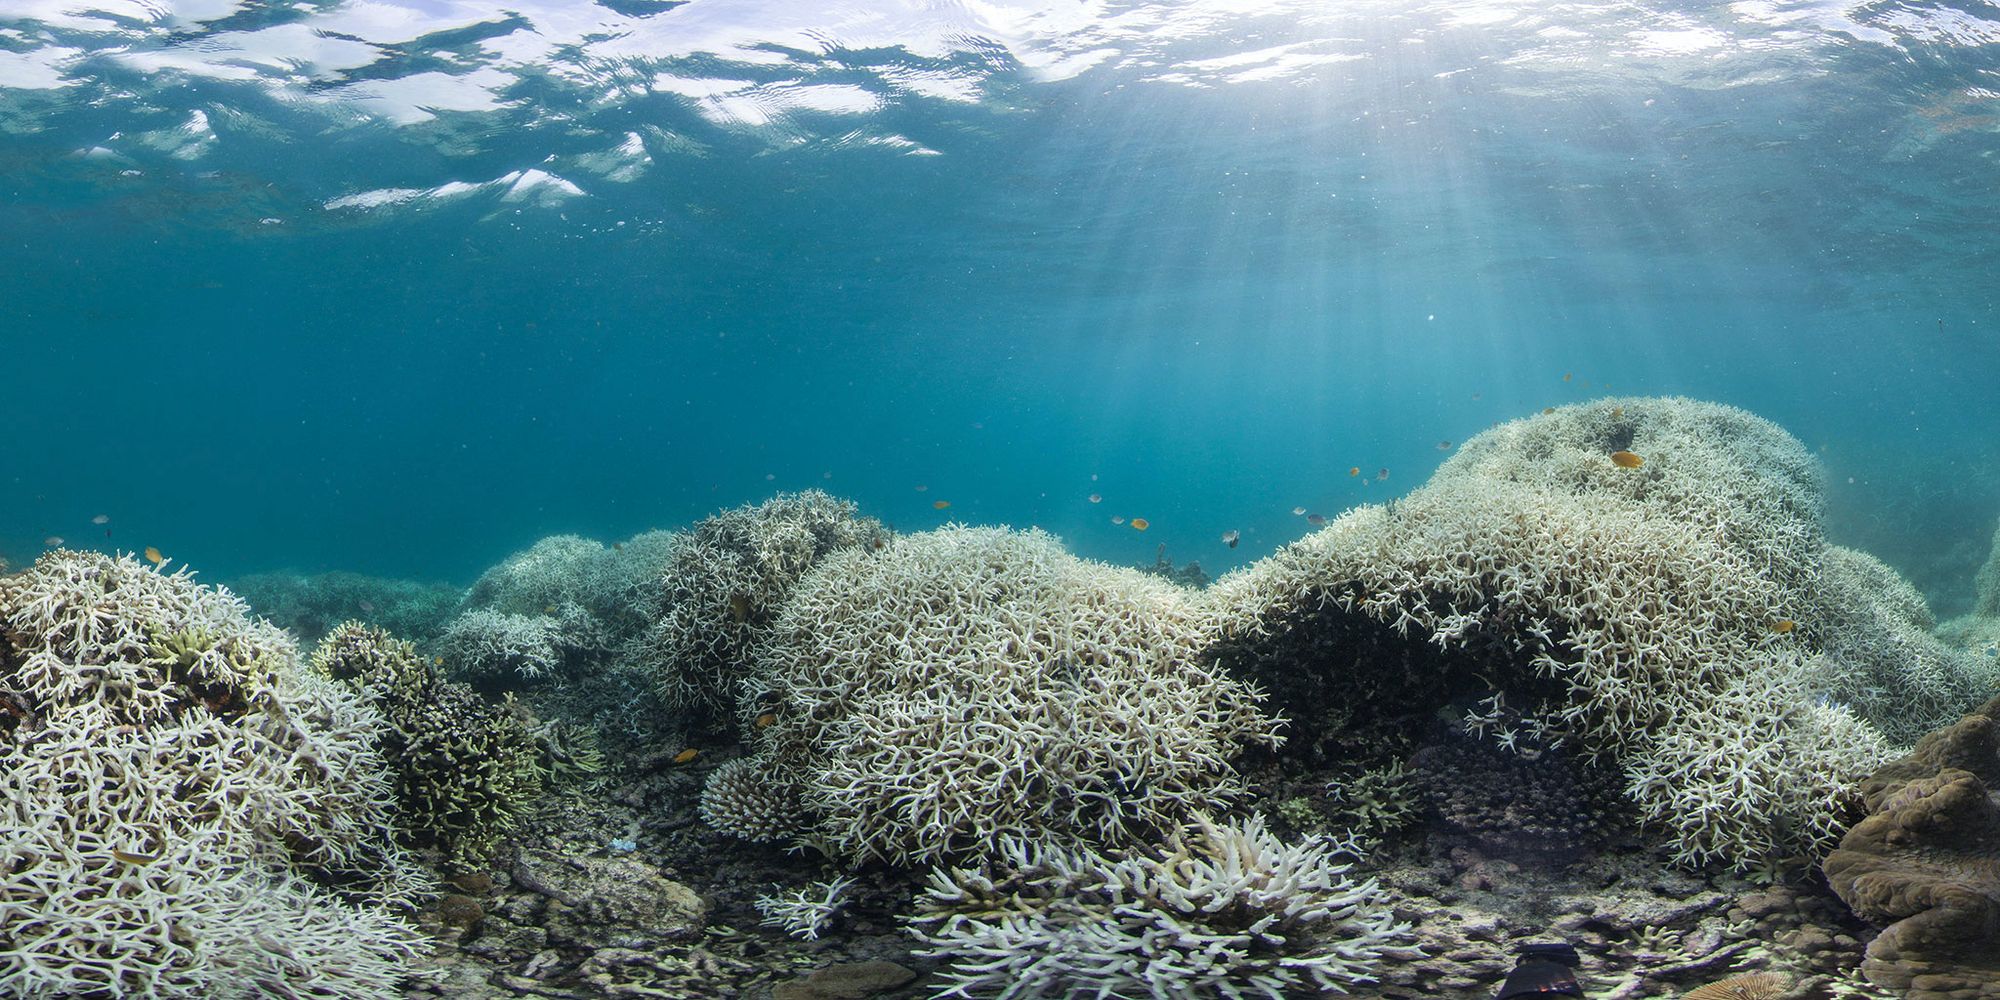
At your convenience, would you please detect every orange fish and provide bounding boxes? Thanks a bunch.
[1771,619,1796,634]
[1609,451,1644,469]
[673,748,699,764]
[933,500,951,510]
[1348,467,1359,477]
[143,546,165,566]
[1130,518,1150,532]
[755,713,776,729]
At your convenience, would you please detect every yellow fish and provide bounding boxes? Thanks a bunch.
[728,594,752,624]
[1609,451,1644,469]
[755,713,776,729]
[1772,619,1797,634]
[143,546,165,566]
[112,849,158,865]
[1130,518,1150,532]
[933,500,951,510]
[673,748,699,764]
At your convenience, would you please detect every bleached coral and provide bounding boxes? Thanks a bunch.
[906,813,1416,999]
[698,756,807,844]
[463,534,607,615]
[1807,545,1996,744]
[1203,398,1923,870]
[712,525,1280,866]
[754,875,855,941]
[0,551,425,999]
[436,603,605,683]
[648,490,889,717]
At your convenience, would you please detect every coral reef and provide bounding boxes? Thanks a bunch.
[229,569,462,646]
[436,603,607,685]
[0,550,425,998]
[1407,722,1630,862]
[906,813,1417,999]
[313,621,546,871]
[699,755,807,844]
[1938,518,2000,661]
[1821,693,2000,999]
[1807,545,1994,745]
[710,525,1280,865]
[646,490,890,719]
[1202,397,1939,871]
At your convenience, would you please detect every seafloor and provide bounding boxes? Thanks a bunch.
[5,396,1999,1000]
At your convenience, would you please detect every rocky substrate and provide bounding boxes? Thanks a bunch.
[391,745,1899,1000]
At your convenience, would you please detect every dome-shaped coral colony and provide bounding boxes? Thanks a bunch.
[4,399,1997,998]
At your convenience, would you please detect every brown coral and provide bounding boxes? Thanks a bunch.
[1822,693,2000,999]
[1680,972,1788,1000]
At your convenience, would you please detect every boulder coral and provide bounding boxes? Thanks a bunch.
[704,525,1280,865]
[1202,397,1963,871]
[1822,693,2000,1000]
[0,551,425,999]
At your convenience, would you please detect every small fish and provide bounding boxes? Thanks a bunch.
[1221,530,1240,549]
[933,500,951,510]
[1611,407,1624,418]
[111,849,158,865]
[1609,450,1644,469]
[42,535,63,547]
[1111,516,1126,525]
[1376,468,1389,480]
[914,484,928,492]
[91,514,110,525]
[728,593,752,623]
[1471,392,1482,400]
[543,604,557,614]
[1563,372,1573,382]
[755,713,776,728]
[1307,513,1327,526]
[1436,441,1452,451]
[143,546,165,566]
[434,656,444,665]
[1771,619,1797,634]
[1292,506,1307,516]
[357,600,375,614]
[1542,407,1556,415]
[673,748,699,765]
[1088,493,1102,504]
[1130,518,1149,532]
[1348,467,1359,477]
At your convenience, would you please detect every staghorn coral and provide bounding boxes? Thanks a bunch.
[906,813,1417,999]
[1202,398,1925,871]
[312,621,545,871]
[754,875,855,941]
[0,550,425,999]
[1807,545,1995,745]
[1938,518,2000,662]
[436,603,606,685]
[710,525,1280,866]
[646,490,889,718]
[1822,693,2000,1000]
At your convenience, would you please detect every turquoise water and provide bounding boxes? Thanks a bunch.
[2,1,1996,611]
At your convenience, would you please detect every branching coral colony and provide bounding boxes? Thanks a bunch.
[1203,397,1996,872]
[907,814,1417,999]
[0,550,425,999]
[702,525,1281,866]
